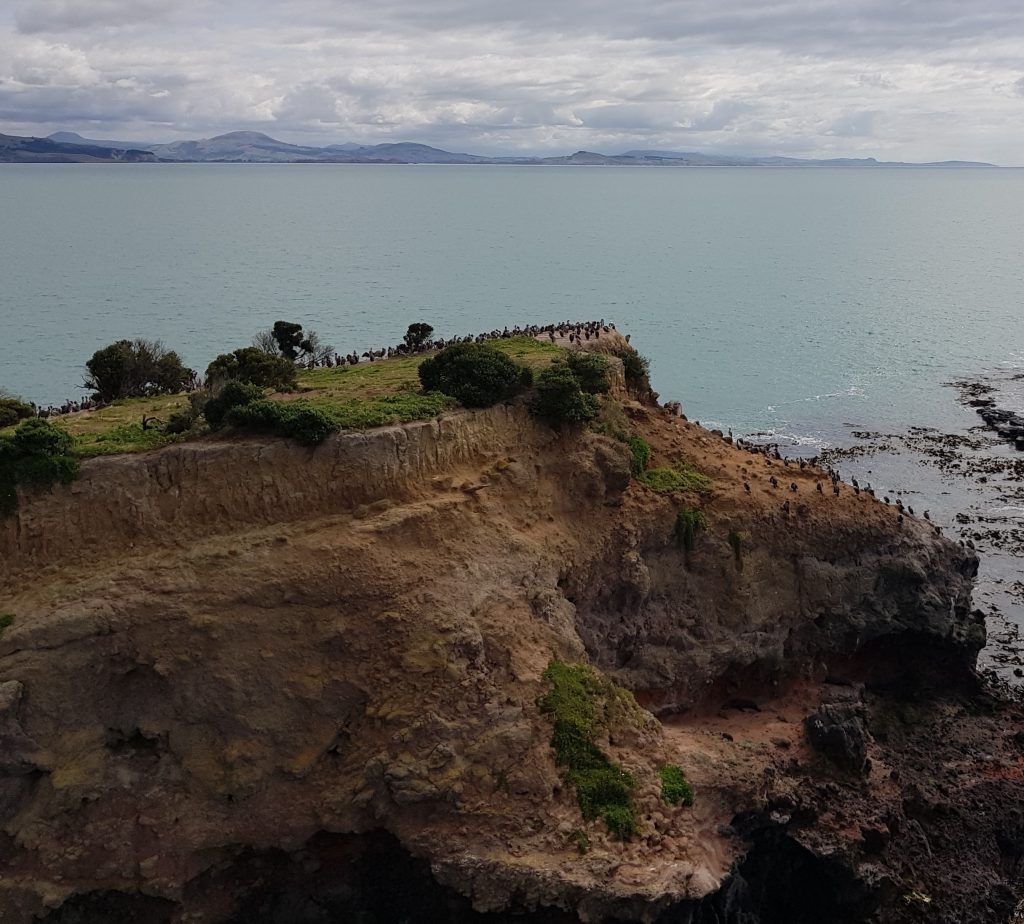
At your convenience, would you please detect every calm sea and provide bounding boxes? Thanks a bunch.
[2,163,1024,673]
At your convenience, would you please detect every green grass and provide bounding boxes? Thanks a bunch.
[637,464,712,494]
[658,764,695,806]
[2,337,570,458]
[540,660,638,841]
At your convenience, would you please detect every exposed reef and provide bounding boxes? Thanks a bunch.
[0,348,1019,924]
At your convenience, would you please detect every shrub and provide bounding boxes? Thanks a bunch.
[203,382,265,430]
[403,323,434,350]
[565,352,610,394]
[612,348,651,392]
[674,509,708,551]
[728,530,744,572]
[0,419,79,515]
[0,614,13,636]
[569,829,590,855]
[658,765,695,806]
[627,436,651,476]
[529,366,600,426]
[205,346,297,390]
[0,396,34,429]
[226,400,336,446]
[83,339,194,402]
[418,343,524,408]
[540,660,637,840]
[637,465,712,494]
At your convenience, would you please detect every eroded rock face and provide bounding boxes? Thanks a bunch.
[0,389,1004,923]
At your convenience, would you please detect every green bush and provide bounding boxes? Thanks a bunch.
[627,436,651,475]
[0,419,79,515]
[612,348,651,392]
[529,366,600,426]
[658,765,695,806]
[0,397,35,429]
[83,338,194,402]
[206,346,297,390]
[674,509,708,551]
[0,614,13,636]
[540,660,637,840]
[637,465,712,494]
[418,343,524,408]
[203,381,266,429]
[226,400,336,446]
[565,352,610,394]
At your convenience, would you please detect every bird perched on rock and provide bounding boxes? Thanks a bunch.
[743,482,751,494]
[923,510,931,521]
[790,482,798,492]
[816,482,823,494]
[884,497,890,505]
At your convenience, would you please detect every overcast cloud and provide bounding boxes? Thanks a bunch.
[2,0,1023,161]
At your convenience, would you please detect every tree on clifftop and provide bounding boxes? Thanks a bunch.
[403,323,434,350]
[255,321,334,365]
[83,339,194,403]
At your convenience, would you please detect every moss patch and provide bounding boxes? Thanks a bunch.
[658,764,695,806]
[637,464,712,494]
[540,660,638,840]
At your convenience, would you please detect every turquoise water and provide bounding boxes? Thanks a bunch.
[3,164,1023,441]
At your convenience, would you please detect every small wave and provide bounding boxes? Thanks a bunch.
[988,506,1024,518]
[742,429,830,449]
[764,385,867,409]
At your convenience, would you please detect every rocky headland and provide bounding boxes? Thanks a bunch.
[0,339,1021,923]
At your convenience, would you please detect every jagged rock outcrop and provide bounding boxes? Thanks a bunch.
[0,371,1015,923]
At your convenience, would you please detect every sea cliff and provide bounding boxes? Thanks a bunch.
[0,351,1020,923]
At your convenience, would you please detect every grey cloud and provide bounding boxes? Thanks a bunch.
[828,110,880,137]
[1015,76,1024,97]
[14,0,176,34]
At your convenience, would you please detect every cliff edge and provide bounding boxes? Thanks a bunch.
[0,356,1020,924]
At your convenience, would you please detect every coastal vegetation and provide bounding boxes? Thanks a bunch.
[540,660,639,840]
[205,347,297,390]
[417,343,527,408]
[627,436,651,475]
[0,613,13,636]
[83,338,195,403]
[674,509,708,551]
[0,418,79,515]
[658,765,695,806]
[0,394,34,429]
[636,464,712,494]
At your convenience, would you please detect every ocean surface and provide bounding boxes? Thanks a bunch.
[2,163,1024,675]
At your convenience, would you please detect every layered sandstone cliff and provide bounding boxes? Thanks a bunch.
[0,371,1018,924]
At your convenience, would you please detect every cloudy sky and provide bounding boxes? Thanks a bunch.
[2,0,1023,161]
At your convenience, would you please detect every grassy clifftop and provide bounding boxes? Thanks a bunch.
[5,337,565,458]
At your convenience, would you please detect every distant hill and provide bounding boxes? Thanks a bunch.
[0,130,998,167]
[0,133,156,163]
[49,131,157,150]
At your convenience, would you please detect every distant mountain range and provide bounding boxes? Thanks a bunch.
[0,130,997,167]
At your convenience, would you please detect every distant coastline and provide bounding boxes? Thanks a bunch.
[0,129,999,167]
